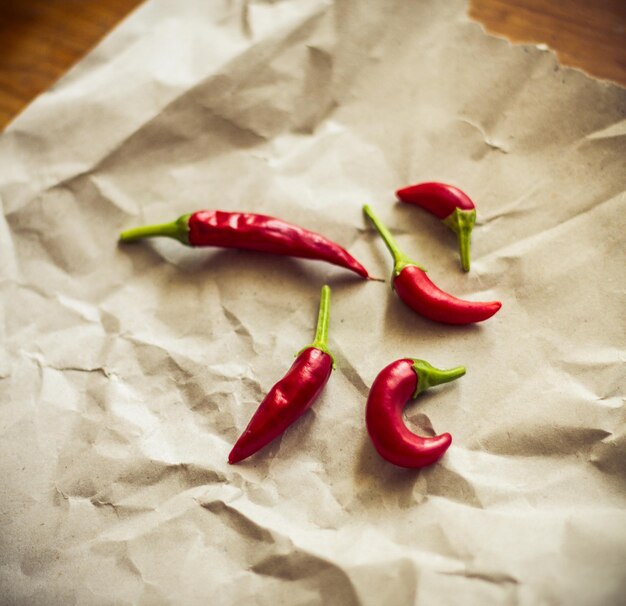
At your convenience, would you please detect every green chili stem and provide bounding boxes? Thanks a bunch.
[362,205,422,274]
[311,285,331,352]
[119,214,191,245]
[458,230,471,272]
[302,285,335,367]
[442,208,476,272]
[411,359,466,398]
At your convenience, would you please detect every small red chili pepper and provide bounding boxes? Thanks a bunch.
[363,205,501,324]
[229,285,334,464]
[367,358,465,468]
[396,182,476,272]
[119,210,370,279]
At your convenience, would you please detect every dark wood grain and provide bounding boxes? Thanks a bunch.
[469,0,626,86]
[0,0,624,130]
[0,0,143,128]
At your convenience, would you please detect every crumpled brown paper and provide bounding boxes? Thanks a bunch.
[1,0,625,604]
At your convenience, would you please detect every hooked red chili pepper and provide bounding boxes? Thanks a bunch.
[120,210,370,279]
[396,182,476,272]
[367,358,465,468]
[229,285,334,464]
[363,205,501,324]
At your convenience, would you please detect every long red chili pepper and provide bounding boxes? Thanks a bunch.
[228,285,334,464]
[119,210,370,279]
[367,358,465,468]
[363,205,501,324]
[396,182,476,272]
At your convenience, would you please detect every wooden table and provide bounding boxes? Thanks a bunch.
[1,0,625,130]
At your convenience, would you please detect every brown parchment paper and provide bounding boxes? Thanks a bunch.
[1,1,625,604]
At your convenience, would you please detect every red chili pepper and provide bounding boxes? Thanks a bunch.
[229,285,334,464]
[367,358,465,468]
[119,210,370,279]
[363,205,501,324]
[396,182,476,272]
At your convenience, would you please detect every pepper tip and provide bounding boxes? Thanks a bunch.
[476,300,501,322]
[395,186,408,201]
[228,451,242,465]
[441,432,453,449]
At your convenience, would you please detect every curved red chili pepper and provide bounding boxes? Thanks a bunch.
[394,265,501,324]
[396,182,476,272]
[119,210,370,279]
[366,358,465,468]
[363,205,501,324]
[229,285,334,464]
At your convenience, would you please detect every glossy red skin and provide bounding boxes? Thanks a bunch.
[366,359,452,468]
[394,265,501,324]
[229,347,333,464]
[188,211,369,278]
[396,182,475,220]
